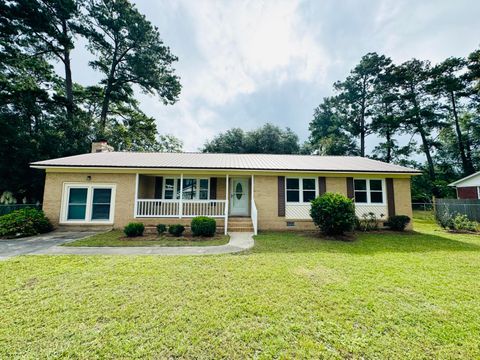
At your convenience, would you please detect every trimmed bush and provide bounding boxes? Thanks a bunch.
[191,216,216,237]
[168,224,185,237]
[123,222,145,237]
[385,215,411,231]
[156,224,167,234]
[310,193,356,236]
[0,208,53,238]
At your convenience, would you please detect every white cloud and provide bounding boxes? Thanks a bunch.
[175,0,330,106]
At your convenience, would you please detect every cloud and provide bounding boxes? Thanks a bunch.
[167,0,330,106]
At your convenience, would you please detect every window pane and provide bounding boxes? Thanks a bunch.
[354,179,367,191]
[93,188,111,203]
[287,190,300,202]
[164,179,174,199]
[354,191,367,203]
[91,205,110,220]
[370,180,382,191]
[303,179,315,190]
[176,179,181,199]
[286,178,299,189]
[182,179,196,199]
[92,188,111,220]
[199,179,209,200]
[303,190,316,202]
[370,191,383,203]
[67,188,87,220]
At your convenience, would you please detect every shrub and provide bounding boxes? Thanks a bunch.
[191,216,216,237]
[356,212,382,232]
[156,224,167,234]
[168,224,185,236]
[0,208,53,238]
[385,215,411,231]
[310,193,356,236]
[123,222,145,237]
[436,209,455,230]
[452,214,478,232]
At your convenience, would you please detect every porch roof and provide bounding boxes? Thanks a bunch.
[31,152,420,174]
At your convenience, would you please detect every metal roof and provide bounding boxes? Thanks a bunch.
[31,152,420,174]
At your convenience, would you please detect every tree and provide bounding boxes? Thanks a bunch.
[428,57,475,175]
[79,0,181,136]
[2,0,81,129]
[369,63,410,163]
[395,59,444,193]
[308,97,358,155]
[333,53,392,156]
[155,134,183,153]
[202,124,300,154]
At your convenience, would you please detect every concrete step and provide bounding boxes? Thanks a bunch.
[228,226,254,232]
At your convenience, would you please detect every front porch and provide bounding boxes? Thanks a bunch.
[134,174,258,234]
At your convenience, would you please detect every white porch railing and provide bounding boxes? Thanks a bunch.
[136,199,227,218]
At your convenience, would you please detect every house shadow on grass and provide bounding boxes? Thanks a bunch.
[252,230,480,255]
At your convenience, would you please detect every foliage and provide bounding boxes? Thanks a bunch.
[123,222,145,237]
[78,0,181,136]
[168,224,185,237]
[156,224,167,234]
[0,208,52,238]
[203,123,300,154]
[385,215,411,231]
[356,212,382,231]
[191,216,216,237]
[310,193,356,236]
[452,214,478,232]
[435,209,455,230]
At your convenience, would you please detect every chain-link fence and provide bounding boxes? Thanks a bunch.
[434,199,480,222]
[0,204,42,216]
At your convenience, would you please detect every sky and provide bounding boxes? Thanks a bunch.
[65,0,480,152]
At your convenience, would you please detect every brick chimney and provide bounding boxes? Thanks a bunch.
[91,140,114,153]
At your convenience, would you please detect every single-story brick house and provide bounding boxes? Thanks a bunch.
[449,171,480,199]
[31,141,420,234]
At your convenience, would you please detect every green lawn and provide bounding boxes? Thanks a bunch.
[1,215,480,358]
[63,230,230,247]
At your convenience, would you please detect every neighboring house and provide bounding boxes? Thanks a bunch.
[449,171,480,199]
[31,141,420,234]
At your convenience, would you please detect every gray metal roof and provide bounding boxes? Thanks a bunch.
[31,152,420,174]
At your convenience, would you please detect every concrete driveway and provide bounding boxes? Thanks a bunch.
[0,231,98,260]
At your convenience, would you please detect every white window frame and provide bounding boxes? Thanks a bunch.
[61,183,116,224]
[285,177,318,204]
[162,177,210,200]
[353,178,386,205]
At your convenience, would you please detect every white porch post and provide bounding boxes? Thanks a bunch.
[133,173,139,218]
[225,174,229,235]
[179,173,183,218]
[251,174,254,205]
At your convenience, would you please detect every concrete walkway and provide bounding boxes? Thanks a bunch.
[28,232,255,256]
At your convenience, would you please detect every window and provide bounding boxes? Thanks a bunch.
[64,184,115,223]
[163,177,209,200]
[67,188,88,220]
[286,178,317,203]
[91,189,112,220]
[354,179,384,204]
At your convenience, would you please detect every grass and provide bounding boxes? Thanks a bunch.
[63,230,230,247]
[1,213,480,358]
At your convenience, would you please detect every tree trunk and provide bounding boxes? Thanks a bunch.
[62,20,74,124]
[385,128,392,163]
[360,77,367,157]
[99,44,119,137]
[450,91,474,175]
